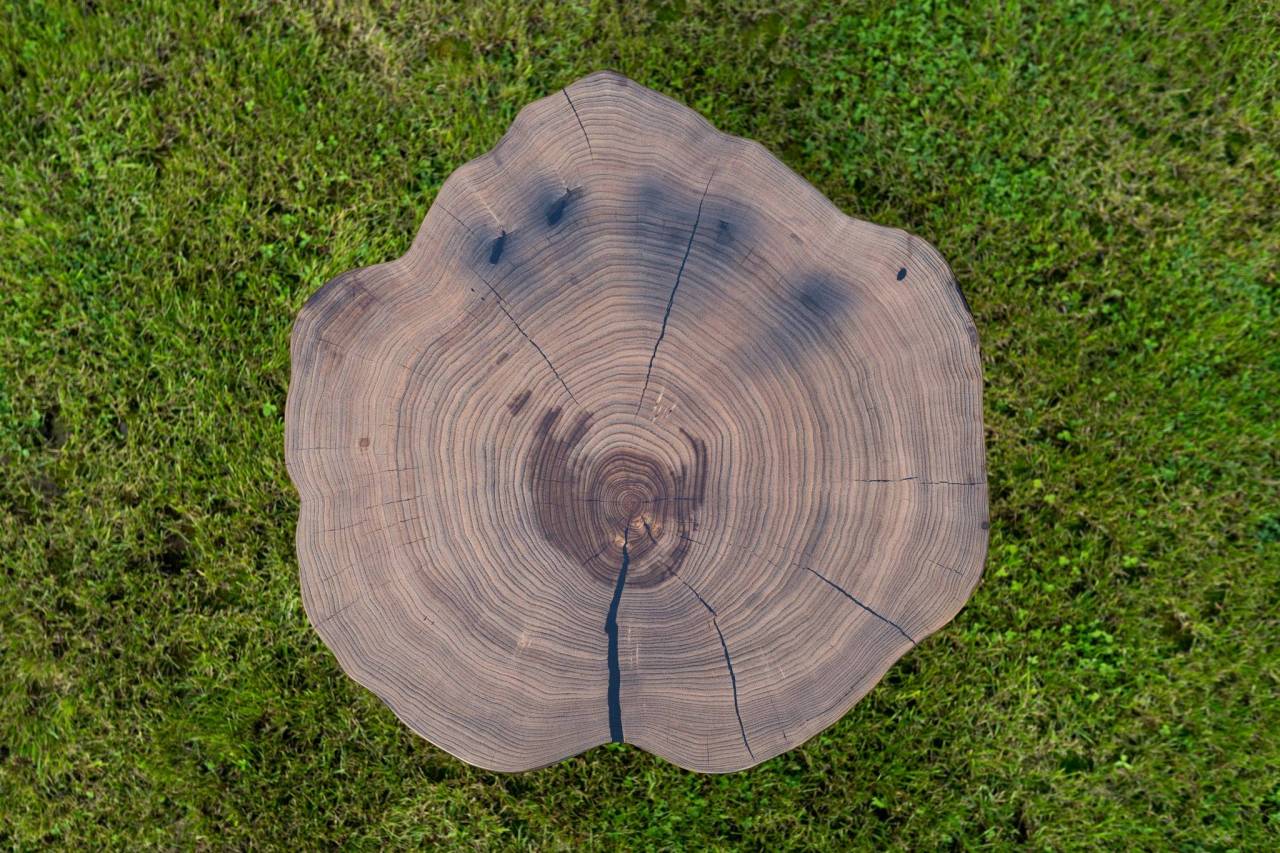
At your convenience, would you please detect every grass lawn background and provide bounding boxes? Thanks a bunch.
[2,0,1277,848]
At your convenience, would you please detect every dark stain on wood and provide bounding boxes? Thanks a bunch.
[730,274,863,373]
[489,230,507,264]
[715,219,734,245]
[794,276,853,319]
[633,176,707,256]
[507,389,531,415]
[525,408,707,591]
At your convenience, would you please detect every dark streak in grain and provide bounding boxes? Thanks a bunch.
[507,389,531,415]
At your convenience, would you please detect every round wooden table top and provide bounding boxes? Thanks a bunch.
[285,71,987,773]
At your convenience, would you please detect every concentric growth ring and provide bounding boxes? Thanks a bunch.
[285,71,988,772]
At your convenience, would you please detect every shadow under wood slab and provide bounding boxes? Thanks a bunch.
[284,71,987,773]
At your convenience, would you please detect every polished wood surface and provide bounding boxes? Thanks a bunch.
[285,71,987,772]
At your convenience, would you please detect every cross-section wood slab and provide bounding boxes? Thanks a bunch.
[285,71,987,773]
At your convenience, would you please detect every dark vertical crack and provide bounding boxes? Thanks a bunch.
[804,567,916,645]
[673,575,753,759]
[710,617,753,760]
[563,89,593,159]
[636,168,716,414]
[605,526,630,742]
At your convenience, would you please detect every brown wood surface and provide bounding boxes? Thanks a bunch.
[284,71,987,773]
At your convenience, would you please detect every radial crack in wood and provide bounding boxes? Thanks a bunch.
[285,71,988,773]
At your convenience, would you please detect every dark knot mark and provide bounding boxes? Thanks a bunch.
[897,267,907,281]
[804,567,915,645]
[488,230,507,264]
[636,168,716,414]
[605,526,630,742]
[546,187,581,227]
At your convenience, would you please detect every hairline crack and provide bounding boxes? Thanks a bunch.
[636,166,716,414]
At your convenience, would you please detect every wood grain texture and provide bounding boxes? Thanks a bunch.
[284,71,987,773]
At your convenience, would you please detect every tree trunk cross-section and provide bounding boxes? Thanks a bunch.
[285,71,988,773]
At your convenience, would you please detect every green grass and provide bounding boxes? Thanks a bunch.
[2,0,1278,848]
